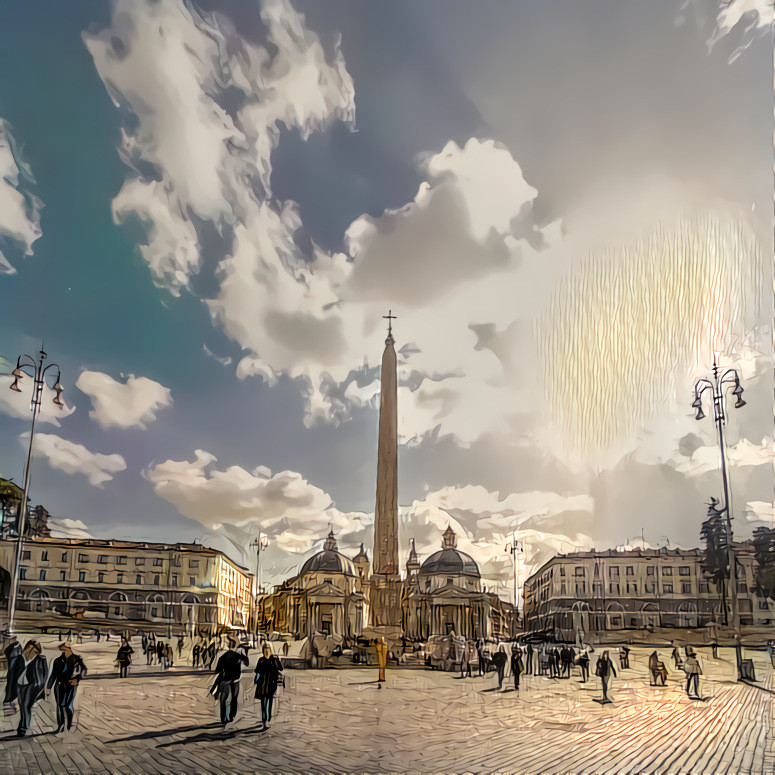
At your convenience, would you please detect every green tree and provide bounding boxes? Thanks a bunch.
[701,498,729,626]
[752,526,775,600]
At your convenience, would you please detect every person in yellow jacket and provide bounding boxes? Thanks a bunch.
[375,637,388,685]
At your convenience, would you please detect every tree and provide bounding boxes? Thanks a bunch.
[701,497,729,626]
[752,526,775,601]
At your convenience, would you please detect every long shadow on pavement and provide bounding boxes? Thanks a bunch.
[109,722,223,743]
[156,724,266,747]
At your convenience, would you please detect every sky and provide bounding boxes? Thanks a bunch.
[0,0,772,603]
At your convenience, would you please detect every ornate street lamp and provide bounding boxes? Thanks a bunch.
[7,345,64,635]
[693,356,745,634]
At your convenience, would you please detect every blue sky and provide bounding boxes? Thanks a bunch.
[0,0,772,597]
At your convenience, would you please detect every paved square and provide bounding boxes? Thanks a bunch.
[0,644,772,773]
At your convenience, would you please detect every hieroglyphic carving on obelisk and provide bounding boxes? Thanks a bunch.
[370,311,402,628]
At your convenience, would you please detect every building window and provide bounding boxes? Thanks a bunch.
[60,571,66,581]
[39,570,46,581]
[699,582,710,593]
[189,559,199,568]
[593,582,603,595]
[663,583,673,593]
[738,583,747,594]
[609,583,620,595]
[679,566,690,576]
[117,573,123,584]
[559,566,565,576]
[41,551,48,561]
[190,576,196,586]
[154,558,163,566]
[172,558,181,567]
[681,582,691,594]
[61,551,68,562]
[609,566,619,578]
[662,567,672,576]
[98,555,107,564]
[114,607,121,616]
[647,566,655,576]
[574,567,585,577]
[98,572,105,583]
[136,575,142,584]
[645,582,655,593]
[78,571,85,582]
[154,574,160,585]
[78,554,87,563]
[626,582,637,594]
[19,567,26,580]
[560,582,566,595]
[135,558,145,566]
[151,607,158,618]
[626,566,634,576]
[575,582,586,595]
[117,556,126,565]
[22,550,30,560]
[172,575,178,587]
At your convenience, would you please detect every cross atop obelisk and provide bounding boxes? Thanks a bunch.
[383,309,397,341]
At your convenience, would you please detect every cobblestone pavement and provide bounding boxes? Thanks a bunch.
[0,645,772,773]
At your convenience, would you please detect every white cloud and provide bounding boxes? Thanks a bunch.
[672,437,774,477]
[0,120,42,273]
[84,0,355,295]
[143,450,369,553]
[708,0,774,62]
[76,370,172,430]
[48,518,93,540]
[30,433,127,487]
[744,500,775,523]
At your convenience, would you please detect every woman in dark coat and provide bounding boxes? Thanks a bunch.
[115,637,134,678]
[510,647,524,691]
[491,645,508,690]
[254,644,283,729]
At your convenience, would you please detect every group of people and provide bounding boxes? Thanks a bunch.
[193,639,219,670]
[210,638,284,730]
[3,637,87,737]
[140,633,175,669]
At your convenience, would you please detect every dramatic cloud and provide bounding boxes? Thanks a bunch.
[671,437,774,477]
[76,370,172,430]
[143,450,369,553]
[84,0,355,294]
[0,120,42,273]
[47,518,94,540]
[708,0,774,61]
[30,433,127,487]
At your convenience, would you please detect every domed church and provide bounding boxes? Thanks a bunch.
[257,531,366,640]
[403,526,508,641]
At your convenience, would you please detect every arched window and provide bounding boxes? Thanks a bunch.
[29,589,50,613]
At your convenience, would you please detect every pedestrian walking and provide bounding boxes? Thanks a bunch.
[254,644,284,730]
[672,643,683,669]
[47,641,87,733]
[211,638,249,725]
[491,644,508,690]
[525,643,534,675]
[560,646,573,678]
[208,640,217,670]
[684,649,702,699]
[375,637,388,684]
[165,642,174,669]
[577,649,590,683]
[510,646,524,691]
[619,646,630,669]
[193,642,200,668]
[3,636,22,706]
[156,639,164,667]
[115,637,134,678]
[476,638,486,676]
[8,640,47,737]
[595,650,616,702]
[282,641,290,657]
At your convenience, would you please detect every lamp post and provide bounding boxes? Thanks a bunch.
[693,356,745,634]
[505,533,523,630]
[250,533,269,632]
[7,346,64,635]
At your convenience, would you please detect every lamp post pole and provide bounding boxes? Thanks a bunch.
[6,346,64,635]
[505,533,522,631]
[693,356,746,635]
[250,534,269,633]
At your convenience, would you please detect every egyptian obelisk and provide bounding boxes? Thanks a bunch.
[369,311,402,629]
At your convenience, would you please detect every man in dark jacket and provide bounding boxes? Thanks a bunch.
[212,638,249,725]
[3,636,22,705]
[524,643,534,676]
[47,641,87,733]
[254,644,284,729]
[595,650,617,702]
[510,647,524,691]
[10,640,48,737]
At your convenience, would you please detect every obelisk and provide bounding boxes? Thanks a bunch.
[370,311,402,629]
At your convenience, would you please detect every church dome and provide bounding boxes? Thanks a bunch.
[418,527,480,578]
[300,531,356,577]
